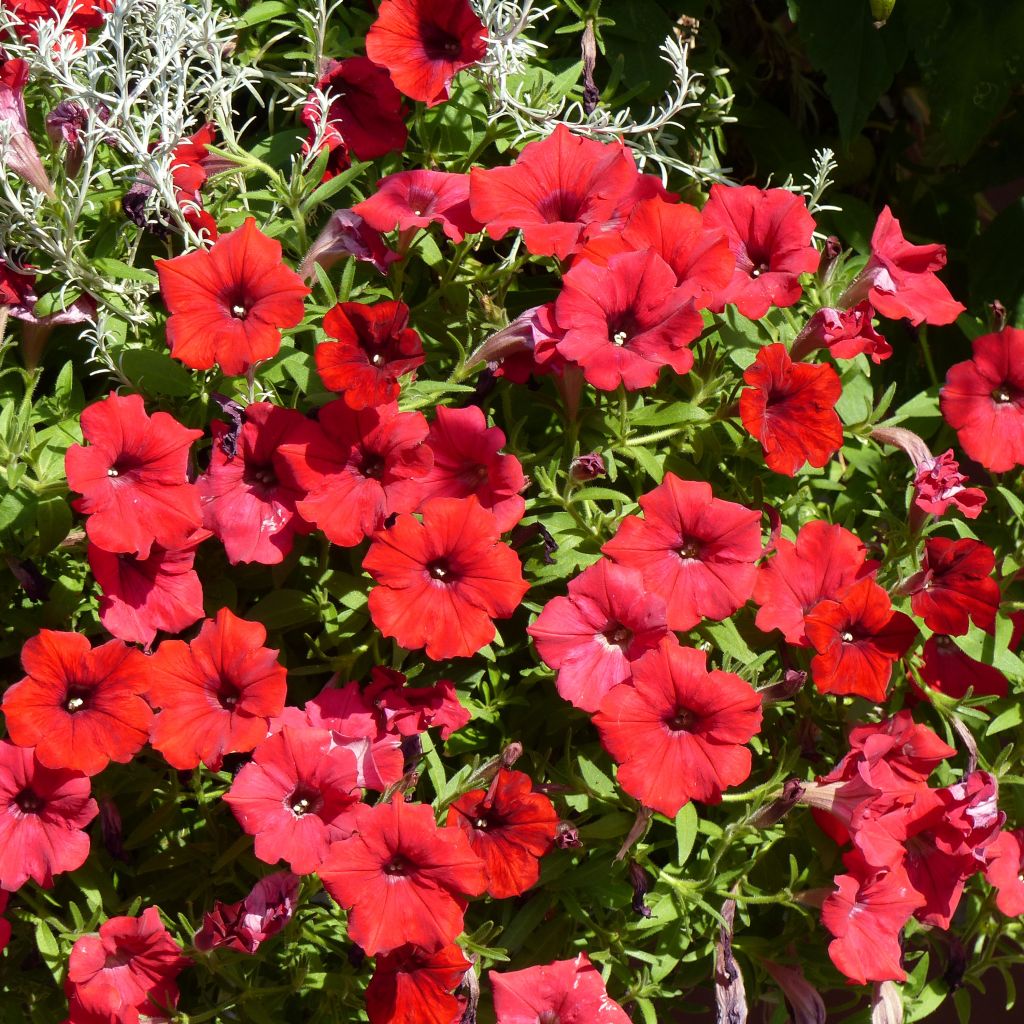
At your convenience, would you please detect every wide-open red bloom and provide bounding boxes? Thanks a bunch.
[446,768,558,899]
[316,300,425,409]
[156,217,309,376]
[905,537,999,636]
[367,943,471,1024]
[940,327,1024,472]
[364,497,529,660]
[791,303,891,364]
[147,609,287,771]
[279,400,431,548]
[740,344,843,476]
[527,559,668,712]
[89,535,206,648]
[469,124,642,260]
[911,450,986,520]
[416,405,526,531]
[593,639,762,816]
[804,578,917,702]
[194,871,300,954]
[602,474,762,632]
[365,0,486,107]
[702,185,819,319]
[355,170,481,244]
[490,953,631,1024]
[65,392,202,559]
[0,740,97,891]
[3,630,150,776]
[65,907,191,1024]
[554,248,702,391]
[224,725,360,875]
[913,634,1009,701]
[319,798,487,955]
[197,402,316,565]
[984,830,1024,918]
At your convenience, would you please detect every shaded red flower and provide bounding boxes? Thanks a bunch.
[355,170,481,244]
[224,725,360,875]
[0,258,35,306]
[790,302,891,364]
[940,326,1024,473]
[904,537,999,636]
[984,830,1024,918]
[65,907,191,1024]
[593,639,763,816]
[846,712,955,784]
[416,405,526,531]
[702,185,819,319]
[739,344,843,476]
[278,400,432,547]
[318,798,487,955]
[197,402,317,565]
[169,122,221,241]
[65,391,203,560]
[367,943,471,1024]
[490,952,631,1024]
[527,559,668,712]
[147,609,287,771]
[469,124,643,260]
[316,300,425,410]
[911,450,986,520]
[365,0,487,107]
[602,474,762,632]
[364,497,529,660]
[3,630,150,776]
[88,535,206,648]
[299,209,399,281]
[821,851,925,985]
[804,578,916,702]
[365,669,471,741]
[446,768,558,898]
[913,634,1008,701]
[194,871,300,953]
[0,51,55,197]
[156,217,309,376]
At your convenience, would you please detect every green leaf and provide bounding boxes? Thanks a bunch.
[34,496,72,554]
[675,802,698,866]
[90,257,159,284]
[236,0,290,28]
[120,349,196,397]
[248,590,320,631]
[987,704,1023,737]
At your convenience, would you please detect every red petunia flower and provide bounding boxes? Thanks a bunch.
[194,871,300,954]
[278,400,432,548]
[318,798,487,955]
[821,851,925,985]
[366,943,471,1024]
[197,402,317,565]
[224,725,360,875]
[602,474,762,632]
[790,302,891,364]
[446,768,558,899]
[0,740,97,891]
[365,669,471,741]
[554,248,702,391]
[88,535,206,649]
[3,630,150,776]
[0,51,55,198]
[65,391,203,560]
[913,635,1008,701]
[156,217,309,376]
[739,344,843,476]
[299,209,400,281]
[753,520,878,646]
[365,0,487,107]
[911,450,986,520]
[469,124,643,260]
[527,559,669,713]
[842,206,964,326]
[147,608,288,771]
[592,639,763,816]
[940,326,1024,473]
[702,185,819,319]
[904,537,999,636]
[490,952,631,1024]
[354,170,481,244]
[169,122,221,241]
[984,830,1024,918]
[364,496,529,660]
[6,0,111,49]
[65,907,191,1024]
[416,405,526,532]
[316,300,425,410]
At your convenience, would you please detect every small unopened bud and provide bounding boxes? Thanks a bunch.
[100,797,126,862]
[500,742,523,769]
[989,299,1007,332]
[869,0,897,28]
[570,452,606,482]
[555,822,582,849]
[748,778,805,828]
[581,23,599,115]
[759,669,806,703]
[627,860,652,918]
[817,235,843,287]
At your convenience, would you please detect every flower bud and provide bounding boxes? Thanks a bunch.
[569,452,606,481]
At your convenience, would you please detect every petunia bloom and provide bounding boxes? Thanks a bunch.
[147,608,288,771]
[354,170,481,244]
[903,537,999,636]
[527,559,669,713]
[364,496,529,660]
[911,450,986,520]
[3,630,150,776]
[366,943,472,1024]
[602,474,762,632]
[365,669,471,741]
[5,0,112,49]
[318,798,487,955]
[739,344,843,476]
[365,0,487,107]
[0,52,56,197]
[789,302,891,364]
[194,871,300,953]
[984,831,1024,918]
[913,634,1008,702]
[65,391,203,560]
[156,217,309,376]
[593,639,763,816]
[299,209,399,281]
